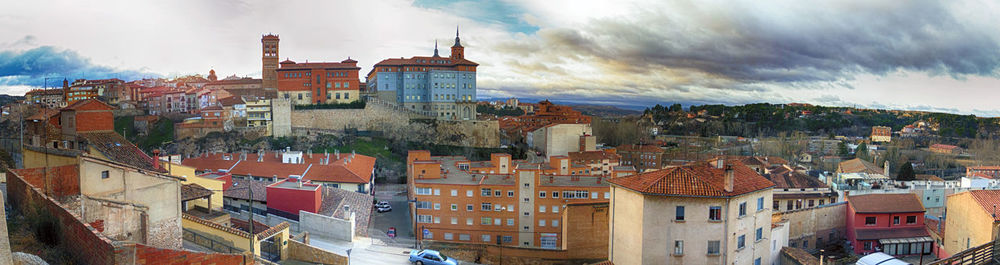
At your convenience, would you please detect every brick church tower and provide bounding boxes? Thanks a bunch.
[450,27,464,60]
[262,34,279,92]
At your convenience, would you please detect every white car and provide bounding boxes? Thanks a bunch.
[376,201,392,212]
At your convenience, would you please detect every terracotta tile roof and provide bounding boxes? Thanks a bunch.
[181,183,214,201]
[218,96,245,106]
[25,108,60,121]
[616,144,662,153]
[80,132,162,172]
[766,166,829,189]
[925,217,944,239]
[930,144,960,150]
[838,158,884,175]
[224,178,268,201]
[914,174,944,181]
[966,190,1000,221]
[855,227,930,240]
[735,156,789,167]
[373,56,479,67]
[206,78,261,86]
[318,186,374,237]
[848,193,924,213]
[182,151,374,184]
[568,150,620,164]
[63,99,113,111]
[278,61,360,70]
[607,159,775,197]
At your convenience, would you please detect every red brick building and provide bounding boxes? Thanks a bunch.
[616,144,665,172]
[846,193,933,256]
[276,58,362,105]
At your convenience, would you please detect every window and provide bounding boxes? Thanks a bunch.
[591,192,598,199]
[416,201,431,209]
[676,206,685,221]
[865,217,877,225]
[893,216,900,225]
[494,219,501,225]
[433,203,440,210]
[774,200,780,210]
[445,233,454,240]
[101,170,110,179]
[466,204,473,211]
[508,191,514,197]
[481,203,492,211]
[451,189,457,196]
[482,188,492,197]
[482,235,491,242]
[539,191,546,198]
[539,205,546,213]
[737,235,746,250]
[552,192,559,198]
[459,234,471,241]
[709,206,722,221]
[552,220,559,227]
[434,217,440,224]
[552,206,559,213]
[416,188,432,195]
[707,240,721,255]
[864,241,873,250]
[508,205,514,212]
[417,215,432,223]
[803,239,808,249]
[756,227,763,241]
[451,217,457,224]
[503,236,512,243]
[481,217,491,225]
[808,200,815,207]
[787,200,793,211]
[754,257,761,265]
[466,218,473,225]
[539,220,546,227]
[757,197,765,211]
[507,219,514,226]
[674,240,684,255]
[906,216,917,224]
[739,202,747,217]
[494,190,501,197]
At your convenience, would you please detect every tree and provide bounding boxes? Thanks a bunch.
[897,162,916,181]
[669,103,683,112]
[837,142,849,157]
[856,142,870,161]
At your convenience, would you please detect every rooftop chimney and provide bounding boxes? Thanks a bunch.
[724,165,734,193]
[152,149,162,170]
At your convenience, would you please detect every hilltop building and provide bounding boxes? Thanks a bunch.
[871,126,891,142]
[367,28,478,120]
[276,58,361,105]
[262,34,279,93]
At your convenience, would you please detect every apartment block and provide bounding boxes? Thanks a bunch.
[407,151,631,249]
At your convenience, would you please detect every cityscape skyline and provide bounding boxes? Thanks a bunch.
[3,0,1000,115]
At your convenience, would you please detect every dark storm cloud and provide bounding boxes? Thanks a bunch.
[496,0,1000,85]
[0,45,158,87]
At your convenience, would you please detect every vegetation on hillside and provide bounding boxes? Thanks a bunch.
[477,105,524,117]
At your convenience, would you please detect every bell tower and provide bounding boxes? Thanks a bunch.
[262,34,280,92]
[450,26,464,60]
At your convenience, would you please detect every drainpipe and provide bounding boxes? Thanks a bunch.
[723,197,731,264]
[609,186,616,262]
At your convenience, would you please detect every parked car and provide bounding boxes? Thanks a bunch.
[376,201,392,212]
[409,249,457,265]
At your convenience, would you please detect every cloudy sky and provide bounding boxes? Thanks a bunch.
[2,0,1000,115]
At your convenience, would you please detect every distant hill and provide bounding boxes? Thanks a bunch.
[0,94,24,108]
[569,104,642,118]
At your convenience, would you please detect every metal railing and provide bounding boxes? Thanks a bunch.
[183,228,244,254]
[931,239,1000,265]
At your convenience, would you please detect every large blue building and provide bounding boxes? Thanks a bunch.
[366,29,478,120]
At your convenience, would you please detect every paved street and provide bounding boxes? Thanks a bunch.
[370,183,416,247]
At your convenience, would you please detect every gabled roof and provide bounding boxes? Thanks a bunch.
[182,151,375,184]
[80,132,162,172]
[218,96,245,106]
[224,178,268,201]
[62,99,113,111]
[966,190,1000,221]
[607,159,775,197]
[848,193,924,213]
[838,158,884,175]
[766,166,828,189]
[181,183,214,202]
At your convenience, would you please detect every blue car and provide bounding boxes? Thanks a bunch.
[408,249,457,265]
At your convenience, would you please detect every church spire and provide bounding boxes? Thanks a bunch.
[453,25,462,47]
[433,39,440,57]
